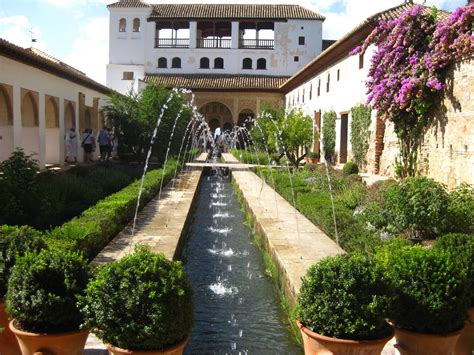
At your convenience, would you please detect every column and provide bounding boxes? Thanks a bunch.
[12,86,22,150]
[58,98,65,165]
[38,91,46,168]
[231,21,239,49]
[75,97,82,162]
[189,21,197,49]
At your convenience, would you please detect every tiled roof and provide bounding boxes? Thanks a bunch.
[0,38,111,95]
[148,4,324,20]
[281,3,451,92]
[143,74,289,90]
[107,0,149,8]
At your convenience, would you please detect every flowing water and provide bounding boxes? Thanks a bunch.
[182,171,301,354]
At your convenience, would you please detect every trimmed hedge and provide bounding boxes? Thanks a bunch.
[45,159,180,260]
[232,149,272,165]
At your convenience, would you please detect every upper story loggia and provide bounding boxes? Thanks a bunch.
[107,0,325,78]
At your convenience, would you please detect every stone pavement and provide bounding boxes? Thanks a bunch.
[84,153,207,352]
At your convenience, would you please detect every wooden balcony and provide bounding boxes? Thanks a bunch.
[155,38,190,48]
[197,38,232,49]
[239,39,274,49]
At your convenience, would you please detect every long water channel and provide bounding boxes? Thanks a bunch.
[182,170,301,354]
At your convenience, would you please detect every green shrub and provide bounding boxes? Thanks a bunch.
[45,159,179,260]
[297,253,391,340]
[350,104,372,169]
[377,244,469,334]
[384,177,448,239]
[435,233,474,306]
[342,161,359,176]
[306,152,320,159]
[445,184,474,234]
[0,226,45,299]
[322,111,337,163]
[79,247,193,351]
[232,149,271,165]
[6,249,90,333]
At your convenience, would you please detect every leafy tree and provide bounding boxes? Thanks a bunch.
[104,85,192,162]
[350,104,372,170]
[251,106,313,167]
[352,4,473,177]
[322,111,337,163]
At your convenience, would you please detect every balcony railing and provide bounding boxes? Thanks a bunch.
[239,39,274,49]
[197,38,232,49]
[155,38,190,48]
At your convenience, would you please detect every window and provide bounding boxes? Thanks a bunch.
[172,57,181,68]
[200,57,210,69]
[337,69,340,81]
[309,83,313,100]
[317,79,321,97]
[256,58,266,70]
[242,58,252,69]
[122,71,134,80]
[326,73,330,93]
[133,18,140,32]
[359,53,364,69]
[294,56,299,62]
[119,18,126,32]
[302,88,305,103]
[158,57,167,68]
[298,36,305,45]
[214,57,224,69]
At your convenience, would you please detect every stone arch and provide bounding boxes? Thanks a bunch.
[238,109,255,128]
[0,85,13,126]
[64,101,76,131]
[208,118,220,132]
[21,91,38,127]
[198,101,233,134]
[45,96,59,128]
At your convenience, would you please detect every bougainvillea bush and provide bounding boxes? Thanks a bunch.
[352,4,473,177]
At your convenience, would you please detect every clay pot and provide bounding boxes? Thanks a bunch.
[106,336,189,355]
[9,320,89,355]
[393,325,461,355]
[297,321,394,355]
[454,307,474,355]
[0,302,21,355]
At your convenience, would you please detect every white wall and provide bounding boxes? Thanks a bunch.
[285,45,376,165]
[107,6,323,94]
[0,56,109,167]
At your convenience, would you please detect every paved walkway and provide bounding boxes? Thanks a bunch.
[84,153,207,352]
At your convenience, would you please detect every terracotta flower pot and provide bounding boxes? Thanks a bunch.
[297,321,394,355]
[106,336,189,355]
[454,307,474,355]
[0,302,21,355]
[9,320,89,355]
[393,325,461,355]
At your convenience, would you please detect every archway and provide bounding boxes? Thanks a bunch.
[85,107,92,130]
[21,91,39,158]
[198,101,233,135]
[64,101,76,131]
[0,85,13,161]
[45,97,60,164]
[237,109,255,149]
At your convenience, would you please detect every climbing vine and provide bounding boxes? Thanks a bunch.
[352,4,473,177]
[322,111,337,163]
[350,104,372,170]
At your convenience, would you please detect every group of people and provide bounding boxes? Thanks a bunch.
[64,126,116,163]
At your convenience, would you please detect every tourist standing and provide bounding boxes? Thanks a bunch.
[81,128,95,163]
[98,126,110,161]
[64,127,77,163]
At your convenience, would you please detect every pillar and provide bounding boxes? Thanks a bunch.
[59,98,65,165]
[189,21,197,49]
[12,85,21,150]
[38,91,46,168]
[75,96,82,162]
[231,21,239,49]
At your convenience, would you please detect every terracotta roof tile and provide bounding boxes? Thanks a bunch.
[0,38,111,95]
[107,0,149,8]
[148,4,324,20]
[143,74,288,90]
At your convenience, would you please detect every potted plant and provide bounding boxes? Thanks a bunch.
[0,226,45,355]
[377,242,470,354]
[305,152,320,164]
[296,253,393,354]
[79,246,194,354]
[435,233,474,354]
[6,248,90,355]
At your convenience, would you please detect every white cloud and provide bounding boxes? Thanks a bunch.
[0,15,47,51]
[63,16,109,84]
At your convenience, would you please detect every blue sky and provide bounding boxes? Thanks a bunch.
[0,0,467,84]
